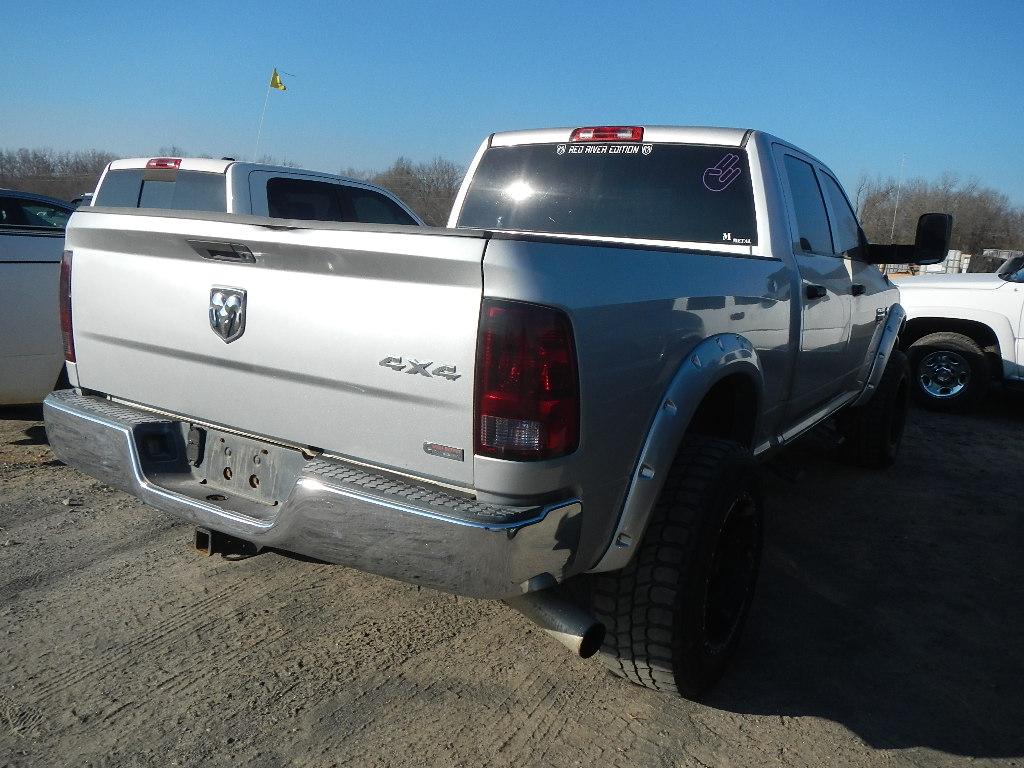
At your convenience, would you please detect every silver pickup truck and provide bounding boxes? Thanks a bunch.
[44,126,950,698]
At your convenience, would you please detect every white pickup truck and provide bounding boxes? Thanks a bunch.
[92,157,424,225]
[44,126,950,698]
[899,262,1024,410]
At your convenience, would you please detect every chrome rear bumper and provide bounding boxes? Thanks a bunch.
[43,390,581,599]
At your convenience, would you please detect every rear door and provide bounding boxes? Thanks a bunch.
[776,150,854,417]
[818,170,891,386]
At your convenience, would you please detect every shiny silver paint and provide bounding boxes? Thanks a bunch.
[44,390,580,599]
[54,126,903,595]
[476,236,792,567]
[590,333,764,573]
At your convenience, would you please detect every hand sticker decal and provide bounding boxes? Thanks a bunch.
[703,153,742,192]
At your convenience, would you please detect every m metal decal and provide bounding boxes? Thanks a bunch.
[209,287,247,343]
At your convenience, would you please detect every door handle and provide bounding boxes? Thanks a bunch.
[851,283,866,296]
[805,284,827,300]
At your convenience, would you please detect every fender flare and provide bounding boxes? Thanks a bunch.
[588,333,765,573]
[852,303,906,407]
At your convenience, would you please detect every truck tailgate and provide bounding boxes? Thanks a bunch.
[66,209,485,486]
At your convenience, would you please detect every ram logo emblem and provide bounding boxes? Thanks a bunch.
[209,287,246,343]
[379,356,461,380]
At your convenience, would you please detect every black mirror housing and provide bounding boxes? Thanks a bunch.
[912,212,953,265]
[865,212,953,265]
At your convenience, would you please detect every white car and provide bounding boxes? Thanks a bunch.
[899,263,1024,410]
[0,190,73,405]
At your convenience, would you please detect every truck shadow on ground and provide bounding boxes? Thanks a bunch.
[11,424,47,446]
[706,390,1023,759]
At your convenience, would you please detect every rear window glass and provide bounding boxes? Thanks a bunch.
[266,178,343,221]
[344,188,416,225]
[93,169,143,206]
[457,143,757,246]
[782,155,832,255]
[95,169,226,212]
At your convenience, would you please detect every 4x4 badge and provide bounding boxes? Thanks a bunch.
[379,356,461,380]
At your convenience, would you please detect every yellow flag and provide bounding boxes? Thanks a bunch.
[269,68,286,91]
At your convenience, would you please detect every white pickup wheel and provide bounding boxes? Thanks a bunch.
[589,436,763,699]
[908,332,990,412]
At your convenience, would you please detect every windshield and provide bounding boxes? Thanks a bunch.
[997,255,1024,282]
[457,143,757,246]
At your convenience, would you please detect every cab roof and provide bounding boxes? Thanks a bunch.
[489,125,752,148]
[108,157,235,173]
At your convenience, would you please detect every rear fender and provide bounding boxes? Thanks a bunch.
[588,333,764,573]
[852,303,906,407]
[902,305,1017,380]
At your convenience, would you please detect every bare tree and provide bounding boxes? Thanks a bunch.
[0,148,118,200]
[857,173,1024,255]
[345,156,465,225]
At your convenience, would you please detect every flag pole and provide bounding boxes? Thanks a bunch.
[254,83,272,161]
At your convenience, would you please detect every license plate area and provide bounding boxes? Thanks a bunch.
[199,428,300,505]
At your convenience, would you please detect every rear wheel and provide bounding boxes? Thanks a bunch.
[907,332,990,412]
[589,436,763,699]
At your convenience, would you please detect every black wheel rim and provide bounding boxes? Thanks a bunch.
[703,491,760,653]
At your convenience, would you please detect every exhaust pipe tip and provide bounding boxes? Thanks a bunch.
[531,620,606,659]
[505,589,606,659]
[578,622,606,659]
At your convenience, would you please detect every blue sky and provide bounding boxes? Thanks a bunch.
[3,0,1023,202]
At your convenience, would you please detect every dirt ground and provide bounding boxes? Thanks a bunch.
[1,395,1022,768]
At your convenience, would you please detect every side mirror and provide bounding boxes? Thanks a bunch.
[912,213,953,265]
[865,212,953,265]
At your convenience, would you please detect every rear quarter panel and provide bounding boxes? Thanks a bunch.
[479,237,792,567]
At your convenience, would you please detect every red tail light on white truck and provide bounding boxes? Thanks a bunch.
[59,250,75,363]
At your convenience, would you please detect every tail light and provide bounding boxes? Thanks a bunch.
[570,126,644,142]
[475,299,579,461]
[59,250,75,362]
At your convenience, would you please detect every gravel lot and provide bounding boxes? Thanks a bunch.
[1,395,1022,767]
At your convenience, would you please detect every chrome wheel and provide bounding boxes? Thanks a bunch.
[918,350,970,399]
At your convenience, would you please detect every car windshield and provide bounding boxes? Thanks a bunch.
[456,142,757,246]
